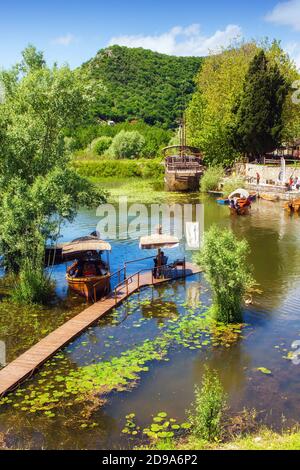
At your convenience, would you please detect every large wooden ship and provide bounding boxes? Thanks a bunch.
[163,120,204,192]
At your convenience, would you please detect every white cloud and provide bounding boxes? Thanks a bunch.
[51,33,76,46]
[265,0,300,31]
[108,24,242,56]
[286,42,300,69]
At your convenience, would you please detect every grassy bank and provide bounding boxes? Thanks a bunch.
[142,428,300,451]
[177,428,300,451]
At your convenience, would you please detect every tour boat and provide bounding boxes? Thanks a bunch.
[260,194,279,202]
[228,188,252,216]
[62,235,112,302]
[284,199,300,214]
[216,198,229,205]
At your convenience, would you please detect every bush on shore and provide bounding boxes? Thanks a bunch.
[188,368,227,442]
[72,159,164,179]
[200,166,224,193]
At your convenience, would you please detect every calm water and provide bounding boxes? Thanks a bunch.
[1,194,300,449]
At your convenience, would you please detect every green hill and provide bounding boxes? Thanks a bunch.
[84,45,203,129]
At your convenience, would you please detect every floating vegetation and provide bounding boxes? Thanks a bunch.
[122,411,191,443]
[256,367,272,375]
[0,306,245,426]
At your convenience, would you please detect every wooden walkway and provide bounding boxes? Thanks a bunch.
[0,262,200,397]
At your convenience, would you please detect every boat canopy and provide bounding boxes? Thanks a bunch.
[139,233,179,250]
[62,236,111,259]
[228,188,249,200]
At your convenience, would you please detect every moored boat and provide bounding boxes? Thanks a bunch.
[62,235,112,301]
[284,199,300,213]
[260,193,279,202]
[216,198,229,205]
[228,188,252,216]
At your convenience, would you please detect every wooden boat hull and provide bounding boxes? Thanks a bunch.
[260,194,279,202]
[284,199,300,213]
[66,273,111,301]
[229,207,250,216]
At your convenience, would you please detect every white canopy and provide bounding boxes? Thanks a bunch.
[228,188,249,200]
[62,236,111,259]
[139,233,179,250]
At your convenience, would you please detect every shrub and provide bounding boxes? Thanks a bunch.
[92,136,113,155]
[222,176,246,197]
[12,258,54,305]
[188,368,227,442]
[200,166,224,193]
[107,130,145,159]
[73,159,164,180]
[140,159,164,179]
[194,226,254,323]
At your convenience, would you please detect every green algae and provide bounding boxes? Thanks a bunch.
[0,308,244,425]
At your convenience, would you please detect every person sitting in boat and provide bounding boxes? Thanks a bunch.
[67,260,83,278]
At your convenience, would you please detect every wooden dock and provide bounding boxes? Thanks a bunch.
[0,262,200,397]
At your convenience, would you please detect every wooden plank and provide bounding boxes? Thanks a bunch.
[0,263,201,397]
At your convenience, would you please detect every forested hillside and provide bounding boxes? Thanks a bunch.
[84,45,203,128]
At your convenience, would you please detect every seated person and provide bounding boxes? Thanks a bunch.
[67,260,83,278]
[82,262,97,277]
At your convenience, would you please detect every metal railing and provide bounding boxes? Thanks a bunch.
[91,256,186,303]
[112,258,186,305]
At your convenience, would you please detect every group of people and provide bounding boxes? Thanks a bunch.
[67,258,108,278]
[229,196,251,213]
[288,176,300,191]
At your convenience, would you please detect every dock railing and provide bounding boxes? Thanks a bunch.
[112,258,186,305]
[92,256,186,303]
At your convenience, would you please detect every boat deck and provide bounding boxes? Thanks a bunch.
[0,262,201,397]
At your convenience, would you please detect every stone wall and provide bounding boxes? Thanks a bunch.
[242,163,300,184]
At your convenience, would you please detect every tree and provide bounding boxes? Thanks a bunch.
[107,130,145,159]
[186,42,258,166]
[186,40,299,166]
[229,50,289,158]
[0,46,106,288]
[194,226,254,323]
[20,44,46,73]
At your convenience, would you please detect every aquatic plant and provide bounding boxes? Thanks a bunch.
[194,226,255,323]
[200,166,224,193]
[0,294,244,426]
[188,367,227,442]
[12,257,54,305]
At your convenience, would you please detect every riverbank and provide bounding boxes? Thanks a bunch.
[143,428,300,451]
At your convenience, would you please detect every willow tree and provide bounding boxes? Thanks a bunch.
[229,50,289,158]
[0,46,106,301]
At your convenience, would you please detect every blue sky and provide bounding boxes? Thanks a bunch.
[1,0,300,68]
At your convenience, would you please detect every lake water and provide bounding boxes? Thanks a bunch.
[1,194,300,449]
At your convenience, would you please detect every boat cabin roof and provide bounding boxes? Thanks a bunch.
[62,236,111,259]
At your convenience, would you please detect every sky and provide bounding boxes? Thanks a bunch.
[0,0,300,68]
